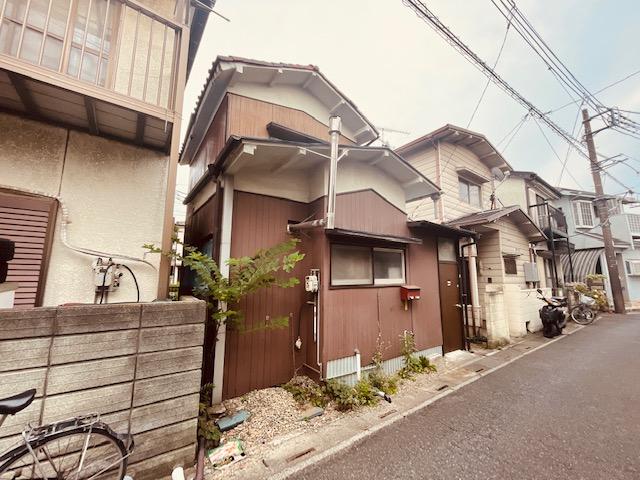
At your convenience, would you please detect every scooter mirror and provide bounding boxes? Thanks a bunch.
[537,288,543,294]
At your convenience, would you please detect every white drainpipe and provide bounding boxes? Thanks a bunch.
[354,349,361,381]
[466,242,481,334]
[211,175,234,404]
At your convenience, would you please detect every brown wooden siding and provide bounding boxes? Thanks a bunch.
[0,192,56,308]
[222,191,313,399]
[334,190,412,238]
[225,94,354,146]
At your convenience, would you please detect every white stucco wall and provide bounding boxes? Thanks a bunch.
[495,177,527,210]
[1,112,169,306]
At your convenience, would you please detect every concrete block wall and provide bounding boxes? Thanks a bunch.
[0,300,205,479]
[503,285,549,336]
[483,285,509,347]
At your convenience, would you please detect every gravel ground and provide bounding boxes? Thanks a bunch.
[201,353,475,479]
[204,386,340,479]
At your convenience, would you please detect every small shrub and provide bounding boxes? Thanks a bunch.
[398,331,437,379]
[198,383,222,449]
[575,283,609,311]
[353,378,379,407]
[368,369,398,395]
[283,376,328,407]
[323,379,358,411]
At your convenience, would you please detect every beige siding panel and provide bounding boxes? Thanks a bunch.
[0,308,55,339]
[50,330,138,364]
[129,394,200,434]
[132,370,201,407]
[406,147,439,221]
[477,229,503,295]
[0,368,46,398]
[0,337,51,372]
[496,218,531,286]
[140,301,205,328]
[128,445,195,480]
[138,324,205,353]
[55,304,141,334]
[129,419,197,463]
[47,357,137,395]
[0,399,42,437]
[43,384,134,422]
[136,347,203,379]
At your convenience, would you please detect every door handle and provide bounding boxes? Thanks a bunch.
[455,304,462,308]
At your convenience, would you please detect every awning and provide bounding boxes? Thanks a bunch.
[561,248,602,284]
[325,228,422,245]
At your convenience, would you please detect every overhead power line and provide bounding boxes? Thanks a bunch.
[401,0,590,159]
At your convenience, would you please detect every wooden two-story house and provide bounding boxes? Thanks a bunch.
[397,125,549,346]
[0,0,212,306]
[181,56,472,401]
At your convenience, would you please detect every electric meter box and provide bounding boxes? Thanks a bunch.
[523,262,539,282]
[400,285,421,301]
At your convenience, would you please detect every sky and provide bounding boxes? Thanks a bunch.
[174,0,640,219]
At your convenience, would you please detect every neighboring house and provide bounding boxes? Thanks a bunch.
[181,56,471,402]
[553,188,640,306]
[496,171,572,294]
[398,125,551,346]
[0,0,211,306]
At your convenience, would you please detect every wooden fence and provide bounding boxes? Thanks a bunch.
[0,299,205,479]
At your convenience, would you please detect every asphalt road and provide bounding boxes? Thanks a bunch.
[298,314,640,480]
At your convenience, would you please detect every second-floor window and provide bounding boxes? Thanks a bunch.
[458,177,481,207]
[572,200,594,228]
[0,0,177,108]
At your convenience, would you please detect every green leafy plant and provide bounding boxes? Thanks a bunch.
[322,379,359,411]
[367,334,398,394]
[198,383,221,449]
[398,331,437,379]
[146,238,305,331]
[283,376,328,408]
[575,282,609,311]
[353,378,379,407]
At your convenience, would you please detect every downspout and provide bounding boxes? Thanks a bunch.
[287,116,341,233]
[456,238,471,350]
[460,237,480,336]
[211,175,234,404]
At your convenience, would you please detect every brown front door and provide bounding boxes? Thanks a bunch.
[439,262,464,353]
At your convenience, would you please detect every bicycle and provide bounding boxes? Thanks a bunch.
[569,294,598,325]
[0,389,133,479]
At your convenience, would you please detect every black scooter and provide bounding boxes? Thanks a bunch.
[536,288,567,338]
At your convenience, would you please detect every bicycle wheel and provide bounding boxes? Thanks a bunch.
[0,424,129,480]
[571,305,595,325]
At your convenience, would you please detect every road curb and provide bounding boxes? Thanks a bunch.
[272,324,585,479]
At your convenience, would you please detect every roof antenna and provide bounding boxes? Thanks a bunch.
[490,167,508,209]
[376,126,410,148]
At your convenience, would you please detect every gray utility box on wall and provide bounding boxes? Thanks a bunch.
[523,262,539,282]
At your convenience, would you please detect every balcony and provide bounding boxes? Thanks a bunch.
[0,0,182,151]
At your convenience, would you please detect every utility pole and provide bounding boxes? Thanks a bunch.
[582,108,626,314]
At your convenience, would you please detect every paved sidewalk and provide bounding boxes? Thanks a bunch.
[208,322,583,479]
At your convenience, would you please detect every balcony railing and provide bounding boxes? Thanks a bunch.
[529,202,568,235]
[0,0,179,111]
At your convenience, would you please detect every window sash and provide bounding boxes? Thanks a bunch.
[330,245,406,287]
[503,256,517,275]
[458,178,481,207]
[572,201,594,228]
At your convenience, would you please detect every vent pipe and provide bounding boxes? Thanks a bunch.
[287,115,342,233]
[325,115,341,230]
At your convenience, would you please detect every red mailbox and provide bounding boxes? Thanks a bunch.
[400,285,421,310]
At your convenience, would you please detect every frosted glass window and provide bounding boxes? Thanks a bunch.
[373,248,405,285]
[331,245,373,286]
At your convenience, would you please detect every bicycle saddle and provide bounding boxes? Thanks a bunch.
[0,389,36,415]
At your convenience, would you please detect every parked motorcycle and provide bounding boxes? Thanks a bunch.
[536,288,567,338]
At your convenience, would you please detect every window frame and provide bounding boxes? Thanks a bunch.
[503,255,518,275]
[330,243,406,288]
[458,176,482,207]
[572,200,595,228]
